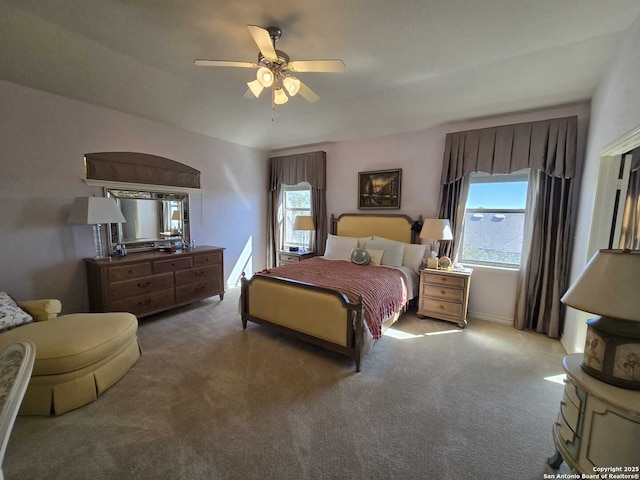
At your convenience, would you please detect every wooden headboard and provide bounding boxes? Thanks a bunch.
[330,213,420,244]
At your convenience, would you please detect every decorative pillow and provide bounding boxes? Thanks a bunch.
[323,234,358,261]
[366,239,404,267]
[366,249,385,266]
[0,292,33,332]
[372,236,427,273]
[350,248,371,265]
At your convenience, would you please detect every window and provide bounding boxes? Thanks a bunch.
[282,183,311,248]
[460,171,529,268]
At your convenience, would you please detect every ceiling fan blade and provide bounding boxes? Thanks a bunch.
[247,25,277,62]
[288,60,345,73]
[297,81,320,103]
[194,60,257,68]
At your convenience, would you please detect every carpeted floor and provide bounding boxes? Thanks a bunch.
[5,287,572,479]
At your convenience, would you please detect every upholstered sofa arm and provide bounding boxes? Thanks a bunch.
[18,299,62,322]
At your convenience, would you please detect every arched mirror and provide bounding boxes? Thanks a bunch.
[106,188,190,252]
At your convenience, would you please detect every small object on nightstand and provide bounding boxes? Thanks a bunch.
[438,256,452,270]
[288,246,299,252]
[426,257,439,269]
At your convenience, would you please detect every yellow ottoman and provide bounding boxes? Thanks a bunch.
[0,311,141,416]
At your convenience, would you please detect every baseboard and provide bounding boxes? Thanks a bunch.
[468,311,512,325]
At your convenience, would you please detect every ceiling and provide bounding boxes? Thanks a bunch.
[1,1,639,151]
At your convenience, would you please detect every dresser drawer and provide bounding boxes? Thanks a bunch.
[556,411,581,458]
[175,278,223,303]
[420,298,463,320]
[175,265,222,286]
[560,390,581,434]
[153,257,193,273]
[111,288,176,316]
[108,262,152,282]
[423,284,463,303]
[110,272,174,300]
[423,273,466,289]
[564,378,585,412]
[194,251,222,266]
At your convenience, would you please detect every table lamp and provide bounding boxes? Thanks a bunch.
[293,215,315,253]
[561,249,640,389]
[420,219,453,269]
[68,197,127,259]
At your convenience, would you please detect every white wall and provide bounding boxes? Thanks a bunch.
[273,103,590,323]
[0,80,268,313]
[564,14,640,353]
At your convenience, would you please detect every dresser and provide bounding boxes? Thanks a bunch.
[278,250,316,266]
[417,268,472,328]
[548,354,640,473]
[85,246,224,318]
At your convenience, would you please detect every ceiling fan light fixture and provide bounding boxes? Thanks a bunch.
[246,79,264,98]
[283,76,301,97]
[256,67,274,87]
[273,87,289,105]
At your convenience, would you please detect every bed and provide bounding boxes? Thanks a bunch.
[240,213,425,371]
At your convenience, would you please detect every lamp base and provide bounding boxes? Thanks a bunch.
[581,316,640,390]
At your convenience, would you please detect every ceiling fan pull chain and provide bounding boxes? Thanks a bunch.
[272,86,276,122]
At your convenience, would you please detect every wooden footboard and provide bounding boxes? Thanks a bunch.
[240,273,366,371]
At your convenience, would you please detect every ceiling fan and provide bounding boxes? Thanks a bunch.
[195,25,345,114]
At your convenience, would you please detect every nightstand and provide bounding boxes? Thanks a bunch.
[278,250,316,266]
[548,354,640,473]
[417,268,472,328]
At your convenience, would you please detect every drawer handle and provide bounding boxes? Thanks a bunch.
[439,305,445,310]
[196,271,204,277]
[128,269,133,274]
[137,281,151,288]
[138,299,151,306]
[441,290,446,295]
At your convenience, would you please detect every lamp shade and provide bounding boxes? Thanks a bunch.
[293,215,315,231]
[561,249,640,322]
[67,197,126,225]
[420,219,453,240]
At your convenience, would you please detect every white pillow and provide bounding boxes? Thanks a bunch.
[372,235,427,273]
[357,236,373,248]
[0,292,33,332]
[323,234,358,261]
[366,238,404,267]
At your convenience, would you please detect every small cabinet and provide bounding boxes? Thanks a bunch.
[417,268,472,328]
[548,354,640,473]
[85,246,225,318]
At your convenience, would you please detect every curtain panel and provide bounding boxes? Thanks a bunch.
[437,116,578,338]
[267,151,327,267]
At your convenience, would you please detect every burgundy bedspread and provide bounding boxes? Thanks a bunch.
[259,257,408,339]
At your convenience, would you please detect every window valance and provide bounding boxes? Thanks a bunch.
[85,152,201,189]
[269,151,326,191]
[440,116,578,184]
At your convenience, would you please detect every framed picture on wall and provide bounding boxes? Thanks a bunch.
[358,169,402,209]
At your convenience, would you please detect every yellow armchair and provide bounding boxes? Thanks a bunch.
[0,299,140,416]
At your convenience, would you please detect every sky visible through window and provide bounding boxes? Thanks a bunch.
[466,181,528,209]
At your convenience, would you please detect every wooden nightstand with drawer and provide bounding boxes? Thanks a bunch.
[278,251,316,266]
[417,268,472,328]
